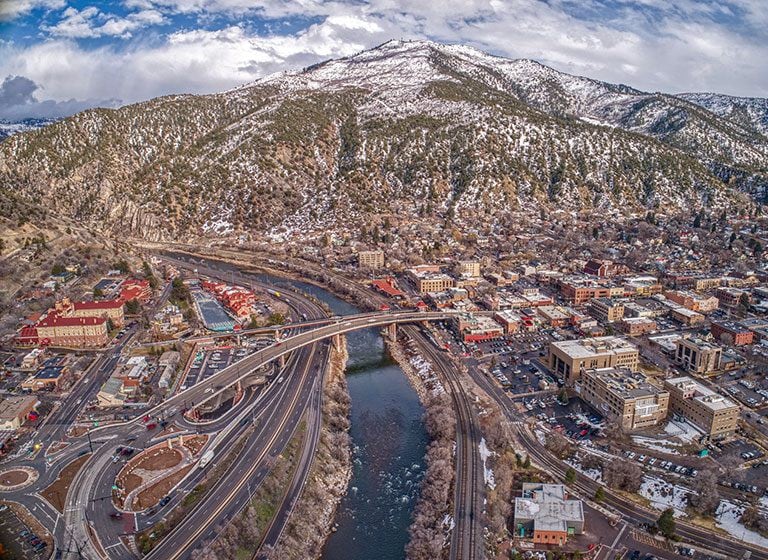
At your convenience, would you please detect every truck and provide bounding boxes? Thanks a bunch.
[199,450,214,469]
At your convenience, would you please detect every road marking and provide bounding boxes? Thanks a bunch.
[610,522,628,549]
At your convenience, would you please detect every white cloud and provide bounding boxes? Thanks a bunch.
[0,0,765,120]
[42,6,168,39]
[0,0,65,21]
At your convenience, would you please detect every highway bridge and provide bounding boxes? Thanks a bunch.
[93,310,462,435]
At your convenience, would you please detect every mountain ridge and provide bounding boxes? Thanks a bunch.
[0,39,764,242]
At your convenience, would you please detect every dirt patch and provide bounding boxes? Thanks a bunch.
[0,470,29,486]
[182,435,208,456]
[40,454,90,513]
[133,448,183,472]
[120,472,144,495]
[135,464,194,510]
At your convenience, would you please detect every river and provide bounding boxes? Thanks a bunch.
[255,274,428,560]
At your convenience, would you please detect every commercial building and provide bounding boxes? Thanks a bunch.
[584,259,628,278]
[514,483,584,545]
[21,365,65,392]
[664,290,719,313]
[494,310,522,334]
[588,298,625,323]
[669,306,705,326]
[559,278,614,305]
[536,306,571,328]
[580,368,669,431]
[674,338,722,374]
[620,317,657,336]
[454,314,504,342]
[664,376,739,438]
[35,315,109,348]
[0,396,39,430]
[357,250,385,269]
[548,336,639,383]
[456,261,481,278]
[54,298,125,327]
[715,287,748,310]
[710,321,754,346]
[407,266,455,294]
[623,276,663,297]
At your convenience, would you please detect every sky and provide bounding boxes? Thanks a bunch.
[0,0,766,120]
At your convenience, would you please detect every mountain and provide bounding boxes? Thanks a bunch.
[0,40,765,241]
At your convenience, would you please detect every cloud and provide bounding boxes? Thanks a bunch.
[0,0,765,122]
[0,0,65,21]
[0,74,120,120]
[43,6,168,39]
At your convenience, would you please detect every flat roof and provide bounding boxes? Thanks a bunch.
[551,336,637,359]
[665,376,738,411]
[584,367,666,399]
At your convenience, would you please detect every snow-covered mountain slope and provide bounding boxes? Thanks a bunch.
[0,40,763,241]
[679,92,768,137]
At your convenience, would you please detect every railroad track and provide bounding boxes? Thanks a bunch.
[405,326,482,560]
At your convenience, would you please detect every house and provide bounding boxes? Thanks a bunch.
[0,396,39,430]
[514,483,584,545]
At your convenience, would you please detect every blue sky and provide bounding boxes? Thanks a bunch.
[0,0,766,119]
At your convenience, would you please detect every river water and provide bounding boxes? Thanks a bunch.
[255,275,428,560]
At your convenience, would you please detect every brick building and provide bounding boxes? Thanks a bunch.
[548,336,639,383]
[664,376,739,438]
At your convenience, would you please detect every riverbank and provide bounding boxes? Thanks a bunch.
[266,338,352,560]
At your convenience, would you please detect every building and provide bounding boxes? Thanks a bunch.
[588,298,625,322]
[716,287,748,310]
[664,376,739,438]
[620,317,657,336]
[54,297,125,327]
[669,306,705,326]
[158,351,180,391]
[674,338,722,374]
[21,365,65,392]
[407,266,455,294]
[119,278,152,304]
[580,368,669,431]
[357,250,385,269]
[536,306,571,328]
[710,321,754,346]
[584,259,628,278]
[548,336,638,383]
[664,290,719,313]
[456,261,481,278]
[623,276,663,297]
[559,278,612,305]
[454,314,504,342]
[494,310,522,334]
[0,396,39,430]
[514,483,584,545]
[35,315,109,348]
[370,277,406,299]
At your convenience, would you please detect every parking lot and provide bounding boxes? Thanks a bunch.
[180,346,255,391]
[527,395,606,442]
[0,505,49,558]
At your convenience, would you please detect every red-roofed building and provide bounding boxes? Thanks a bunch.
[34,314,108,347]
[371,278,405,299]
[119,279,152,304]
[55,297,125,327]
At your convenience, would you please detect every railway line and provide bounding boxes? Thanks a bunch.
[404,326,482,560]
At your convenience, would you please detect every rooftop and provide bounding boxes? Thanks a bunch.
[584,367,666,399]
[665,376,738,412]
[551,336,637,359]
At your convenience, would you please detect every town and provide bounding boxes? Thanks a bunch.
[0,202,766,560]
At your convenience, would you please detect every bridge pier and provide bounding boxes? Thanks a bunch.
[331,333,342,352]
[387,323,397,342]
[278,354,286,368]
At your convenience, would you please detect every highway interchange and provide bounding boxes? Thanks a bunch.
[1,249,766,560]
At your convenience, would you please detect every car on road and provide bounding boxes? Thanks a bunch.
[146,423,157,430]
[110,512,123,519]
[159,496,171,507]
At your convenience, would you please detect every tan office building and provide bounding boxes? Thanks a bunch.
[674,338,722,374]
[588,298,625,322]
[357,250,385,269]
[580,368,669,431]
[664,376,739,438]
[457,261,481,277]
[548,336,639,383]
